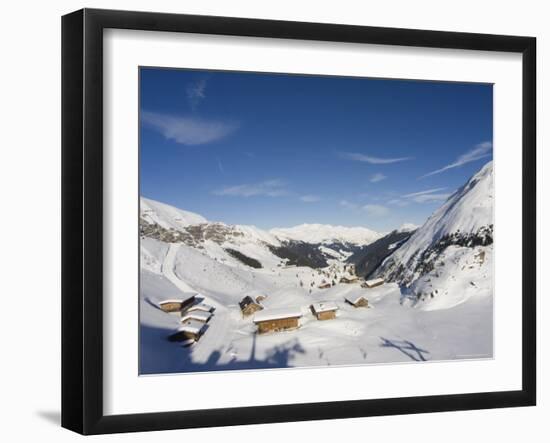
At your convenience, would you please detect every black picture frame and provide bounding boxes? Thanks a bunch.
[62,8,536,435]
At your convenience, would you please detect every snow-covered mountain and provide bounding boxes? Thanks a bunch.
[397,223,419,233]
[141,197,207,229]
[270,223,382,245]
[375,161,493,310]
[140,198,383,269]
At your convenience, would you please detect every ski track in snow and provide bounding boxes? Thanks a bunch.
[161,243,196,293]
[159,242,237,365]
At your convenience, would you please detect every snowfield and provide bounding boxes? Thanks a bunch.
[139,162,494,375]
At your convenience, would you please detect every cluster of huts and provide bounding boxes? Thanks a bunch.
[158,276,385,341]
[238,277,384,335]
[316,264,359,289]
[158,293,215,346]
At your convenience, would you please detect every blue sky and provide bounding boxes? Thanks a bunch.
[140,68,493,232]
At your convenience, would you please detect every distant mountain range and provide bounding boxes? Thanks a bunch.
[140,197,390,269]
[270,223,382,246]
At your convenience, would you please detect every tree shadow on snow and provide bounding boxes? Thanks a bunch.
[379,337,430,362]
[140,324,306,375]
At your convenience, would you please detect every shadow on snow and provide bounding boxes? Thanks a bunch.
[379,337,430,362]
[140,324,306,375]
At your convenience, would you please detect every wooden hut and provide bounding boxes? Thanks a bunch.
[310,301,338,320]
[158,293,197,313]
[363,277,384,288]
[344,294,369,308]
[239,295,263,317]
[253,308,302,334]
[169,319,207,342]
[181,310,212,323]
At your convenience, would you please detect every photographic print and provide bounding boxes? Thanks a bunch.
[139,68,494,375]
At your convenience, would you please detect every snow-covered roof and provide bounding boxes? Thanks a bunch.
[253,307,302,323]
[345,295,368,304]
[187,303,214,313]
[158,299,183,305]
[178,319,207,335]
[310,302,338,314]
[158,292,197,306]
[180,338,195,347]
[181,311,212,323]
[365,278,384,286]
[239,296,261,309]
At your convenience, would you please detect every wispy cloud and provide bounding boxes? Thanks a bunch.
[339,200,359,210]
[340,199,390,217]
[142,111,238,146]
[362,204,390,217]
[402,187,447,198]
[388,198,410,207]
[214,179,287,197]
[186,78,208,110]
[392,187,451,204]
[369,173,387,183]
[300,195,321,203]
[409,192,451,203]
[339,152,413,164]
[420,141,492,178]
[216,157,225,174]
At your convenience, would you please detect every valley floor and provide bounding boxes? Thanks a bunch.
[140,239,493,375]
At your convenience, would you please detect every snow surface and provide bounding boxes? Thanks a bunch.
[405,245,493,311]
[140,254,492,374]
[270,223,382,245]
[140,234,493,374]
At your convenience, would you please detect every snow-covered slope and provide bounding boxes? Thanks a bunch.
[141,197,207,229]
[270,223,382,245]
[376,161,494,309]
[397,223,419,233]
[393,161,492,266]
